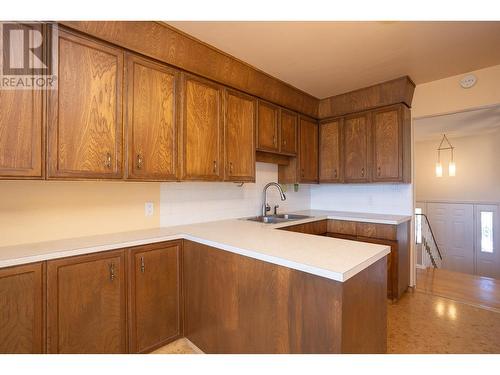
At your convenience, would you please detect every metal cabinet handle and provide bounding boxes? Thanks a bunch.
[140,256,145,273]
[137,154,144,170]
[301,168,305,178]
[213,160,217,173]
[361,168,365,177]
[109,263,115,281]
[105,152,112,169]
[229,162,233,174]
[377,166,381,176]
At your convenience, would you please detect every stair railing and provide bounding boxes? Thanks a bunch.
[415,213,443,268]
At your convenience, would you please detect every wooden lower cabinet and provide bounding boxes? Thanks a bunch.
[46,250,127,353]
[183,240,387,353]
[128,241,182,353]
[327,219,410,300]
[0,263,45,353]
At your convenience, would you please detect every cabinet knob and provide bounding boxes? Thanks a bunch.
[377,166,381,176]
[301,168,305,178]
[137,154,144,170]
[229,162,233,174]
[213,160,217,173]
[105,152,112,169]
[272,135,276,146]
[140,256,145,273]
[283,139,287,146]
[334,169,338,178]
[361,168,365,177]
[109,263,115,281]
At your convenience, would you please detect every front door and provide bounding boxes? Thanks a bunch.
[427,203,474,274]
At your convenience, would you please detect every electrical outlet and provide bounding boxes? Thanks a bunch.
[144,202,154,217]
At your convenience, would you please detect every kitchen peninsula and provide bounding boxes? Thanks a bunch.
[0,211,408,354]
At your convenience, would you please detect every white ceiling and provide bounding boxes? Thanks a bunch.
[414,105,500,142]
[167,21,500,98]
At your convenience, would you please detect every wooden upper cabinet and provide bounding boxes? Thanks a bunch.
[298,117,319,183]
[125,54,179,180]
[0,263,45,353]
[182,74,223,180]
[47,250,127,354]
[128,241,182,353]
[257,101,279,153]
[343,112,370,182]
[0,23,44,179]
[280,109,298,155]
[372,105,403,182]
[224,89,256,182]
[47,30,123,179]
[319,119,342,182]
[0,88,43,179]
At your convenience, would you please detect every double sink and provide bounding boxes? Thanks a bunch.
[245,214,312,224]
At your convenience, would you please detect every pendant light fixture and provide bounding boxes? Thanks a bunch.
[436,134,455,177]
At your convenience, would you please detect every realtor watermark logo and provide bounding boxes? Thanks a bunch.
[0,22,58,90]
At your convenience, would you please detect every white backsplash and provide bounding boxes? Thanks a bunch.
[310,183,413,215]
[160,162,311,227]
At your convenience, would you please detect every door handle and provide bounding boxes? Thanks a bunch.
[105,152,112,169]
[109,263,115,281]
[137,154,144,170]
[140,256,145,273]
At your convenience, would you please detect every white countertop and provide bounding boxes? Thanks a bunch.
[290,209,412,225]
[0,210,403,282]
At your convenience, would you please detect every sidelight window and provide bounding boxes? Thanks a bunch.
[480,211,494,253]
[415,208,422,244]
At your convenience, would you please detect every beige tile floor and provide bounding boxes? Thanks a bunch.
[154,282,500,354]
[387,289,500,353]
[152,338,201,354]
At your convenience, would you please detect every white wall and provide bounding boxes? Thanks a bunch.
[310,183,413,215]
[415,130,500,203]
[160,162,311,227]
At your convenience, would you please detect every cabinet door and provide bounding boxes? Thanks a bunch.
[224,89,256,182]
[0,23,44,179]
[256,101,279,152]
[182,74,223,180]
[128,242,181,353]
[372,105,402,182]
[48,30,123,179]
[47,250,126,353]
[0,263,45,353]
[298,117,319,183]
[343,113,370,182]
[319,119,342,182]
[280,109,297,155]
[126,54,179,180]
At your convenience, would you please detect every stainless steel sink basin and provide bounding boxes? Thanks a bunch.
[244,214,312,224]
[274,214,311,220]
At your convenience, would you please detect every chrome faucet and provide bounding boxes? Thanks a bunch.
[262,182,286,217]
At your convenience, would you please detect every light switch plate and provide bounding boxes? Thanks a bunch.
[144,202,154,217]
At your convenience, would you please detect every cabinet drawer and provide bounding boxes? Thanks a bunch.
[327,219,357,236]
[356,222,396,241]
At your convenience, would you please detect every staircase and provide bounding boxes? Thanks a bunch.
[416,213,443,268]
